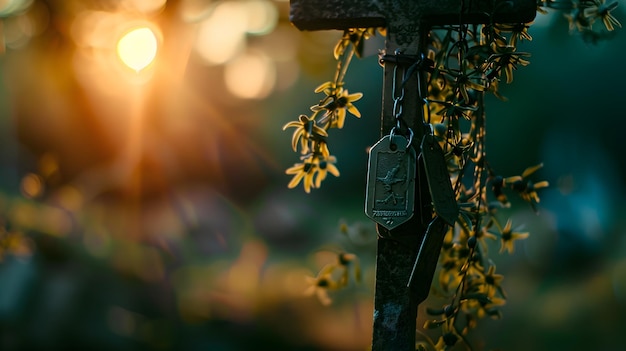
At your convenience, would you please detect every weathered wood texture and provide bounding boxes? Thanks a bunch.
[372,237,421,350]
[290,0,537,31]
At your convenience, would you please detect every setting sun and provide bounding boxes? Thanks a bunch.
[116,27,158,72]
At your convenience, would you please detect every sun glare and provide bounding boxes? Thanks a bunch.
[117,27,158,72]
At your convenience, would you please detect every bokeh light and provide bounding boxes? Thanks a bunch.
[19,173,43,198]
[0,0,33,17]
[194,0,278,65]
[71,9,163,88]
[117,27,158,72]
[179,0,213,22]
[0,0,47,50]
[124,0,167,14]
[224,50,276,99]
[244,0,278,35]
[194,2,247,65]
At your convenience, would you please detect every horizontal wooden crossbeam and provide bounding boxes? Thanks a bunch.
[290,0,537,31]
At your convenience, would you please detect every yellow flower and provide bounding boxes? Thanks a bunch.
[485,46,530,84]
[519,180,550,204]
[333,27,380,59]
[285,154,340,193]
[564,8,590,32]
[505,163,549,208]
[496,219,529,254]
[481,265,504,298]
[474,218,498,252]
[337,252,360,285]
[433,98,478,120]
[282,114,328,153]
[486,78,507,101]
[314,155,340,188]
[438,255,462,292]
[314,81,340,95]
[584,0,621,31]
[286,159,316,193]
[312,86,363,129]
[496,22,533,46]
[433,336,446,351]
[461,293,505,320]
[304,271,338,306]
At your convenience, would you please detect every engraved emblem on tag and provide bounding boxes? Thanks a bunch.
[421,134,458,226]
[365,135,416,230]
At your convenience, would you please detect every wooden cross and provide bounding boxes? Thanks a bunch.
[290,1,535,350]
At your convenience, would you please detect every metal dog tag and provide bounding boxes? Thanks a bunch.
[365,135,416,230]
[407,216,447,303]
[421,134,458,226]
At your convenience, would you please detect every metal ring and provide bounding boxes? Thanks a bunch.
[406,128,414,148]
[393,98,403,119]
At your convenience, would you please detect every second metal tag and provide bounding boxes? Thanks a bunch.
[421,134,458,226]
[365,134,417,230]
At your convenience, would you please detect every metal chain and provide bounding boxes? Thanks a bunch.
[390,49,420,148]
[391,49,406,133]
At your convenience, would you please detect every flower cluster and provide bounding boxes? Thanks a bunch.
[282,81,361,192]
[490,163,550,211]
[283,28,383,192]
[283,114,340,193]
[304,250,361,306]
[539,0,621,36]
[419,210,532,349]
[415,17,557,347]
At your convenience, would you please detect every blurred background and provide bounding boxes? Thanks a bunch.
[0,0,624,350]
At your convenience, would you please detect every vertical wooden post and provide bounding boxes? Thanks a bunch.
[372,24,432,351]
